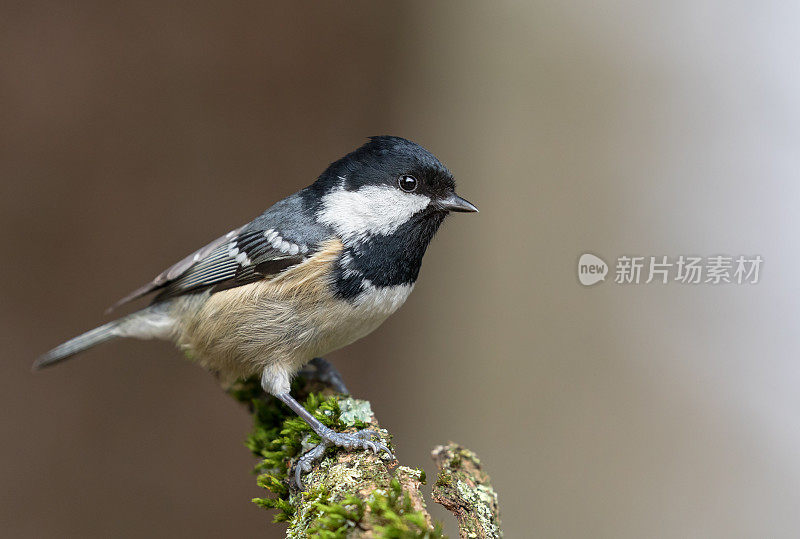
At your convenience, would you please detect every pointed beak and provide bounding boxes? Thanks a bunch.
[438,193,479,213]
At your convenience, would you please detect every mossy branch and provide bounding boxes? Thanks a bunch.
[432,443,502,538]
[228,375,502,538]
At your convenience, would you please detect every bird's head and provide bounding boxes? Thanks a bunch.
[308,136,477,244]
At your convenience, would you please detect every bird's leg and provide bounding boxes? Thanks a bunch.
[298,357,350,394]
[275,391,394,488]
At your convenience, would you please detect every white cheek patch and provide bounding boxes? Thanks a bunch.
[318,185,430,240]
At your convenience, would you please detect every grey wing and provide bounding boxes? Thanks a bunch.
[150,228,309,302]
[107,193,332,311]
[107,227,246,311]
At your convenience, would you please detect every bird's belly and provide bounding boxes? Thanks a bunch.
[172,279,414,381]
[310,282,415,356]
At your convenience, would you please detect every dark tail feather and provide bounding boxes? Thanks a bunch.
[34,320,121,370]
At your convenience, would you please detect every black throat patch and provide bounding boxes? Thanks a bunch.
[333,209,447,299]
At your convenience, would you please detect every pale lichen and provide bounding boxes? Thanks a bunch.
[455,480,501,538]
[431,443,502,538]
[338,397,375,425]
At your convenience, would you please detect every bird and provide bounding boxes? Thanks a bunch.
[34,135,478,486]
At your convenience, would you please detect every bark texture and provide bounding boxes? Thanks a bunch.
[432,443,503,538]
[228,375,501,538]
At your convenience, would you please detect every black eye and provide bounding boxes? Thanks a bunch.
[398,175,418,192]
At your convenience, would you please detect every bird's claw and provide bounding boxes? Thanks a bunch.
[294,442,328,488]
[293,428,394,489]
[326,429,391,454]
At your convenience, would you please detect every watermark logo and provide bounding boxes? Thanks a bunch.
[578,253,608,286]
[578,253,762,286]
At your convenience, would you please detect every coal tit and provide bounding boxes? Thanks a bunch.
[35,136,478,485]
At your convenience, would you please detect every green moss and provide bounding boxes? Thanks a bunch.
[229,376,442,536]
[228,376,346,523]
[435,470,452,487]
[305,491,366,538]
[367,479,444,538]
[305,479,442,538]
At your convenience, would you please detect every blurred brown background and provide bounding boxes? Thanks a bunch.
[3,1,800,537]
